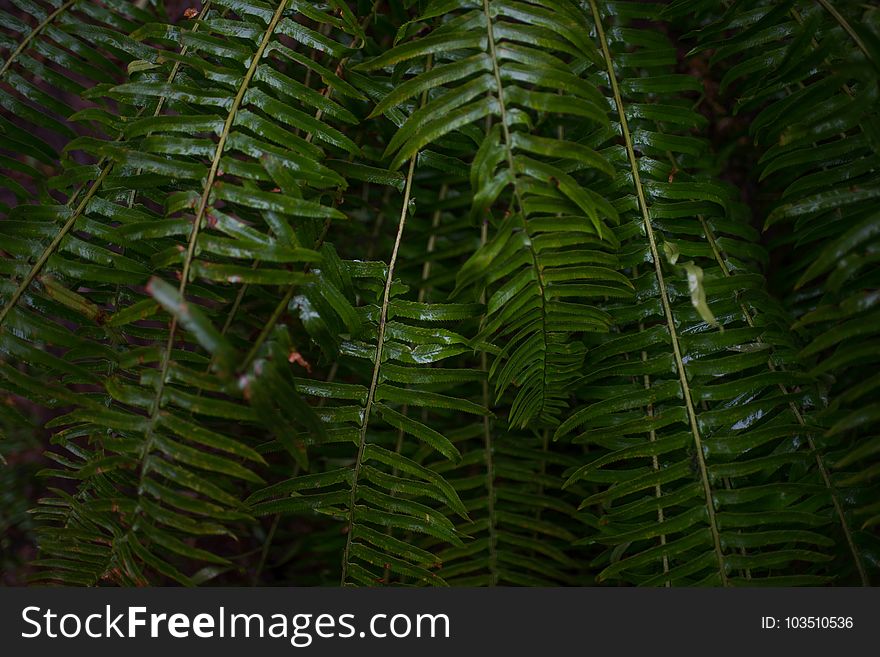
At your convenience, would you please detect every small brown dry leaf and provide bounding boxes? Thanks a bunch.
[288,351,312,373]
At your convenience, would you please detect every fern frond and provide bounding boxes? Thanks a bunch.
[694,0,879,585]
[248,244,489,585]
[428,421,591,585]
[27,0,373,585]
[1,0,876,589]
[360,0,626,430]
[0,0,157,204]
[554,2,836,586]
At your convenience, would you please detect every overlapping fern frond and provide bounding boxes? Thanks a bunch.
[543,1,844,587]
[0,0,169,450]
[359,0,627,431]
[249,241,489,585]
[0,0,158,204]
[7,0,381,585]
[0,0,877,586]
[689,0,880,584]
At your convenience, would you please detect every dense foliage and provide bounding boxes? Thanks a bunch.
[1,0,878,586]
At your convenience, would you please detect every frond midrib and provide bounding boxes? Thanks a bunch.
[587,0,727,585]
[0,0,77,80]
[481,0,554,427]
[134,0,291,538]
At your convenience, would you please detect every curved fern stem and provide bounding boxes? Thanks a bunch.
[481,352,499,585]
[634,258,669,580]
[0,0,76,79]
[341,155,419,585]
[0,165,109,327]
[816,0,873,63]
[588,0,728,586]
[636,314,670,583]
[789,7,854,99]
[0,1,215,330]
[479,219,499,585]
[177,1,287,295]
[138,0,289,498]
[385,182,447,584]
[343,43,427,583]
[655,152,746,580]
